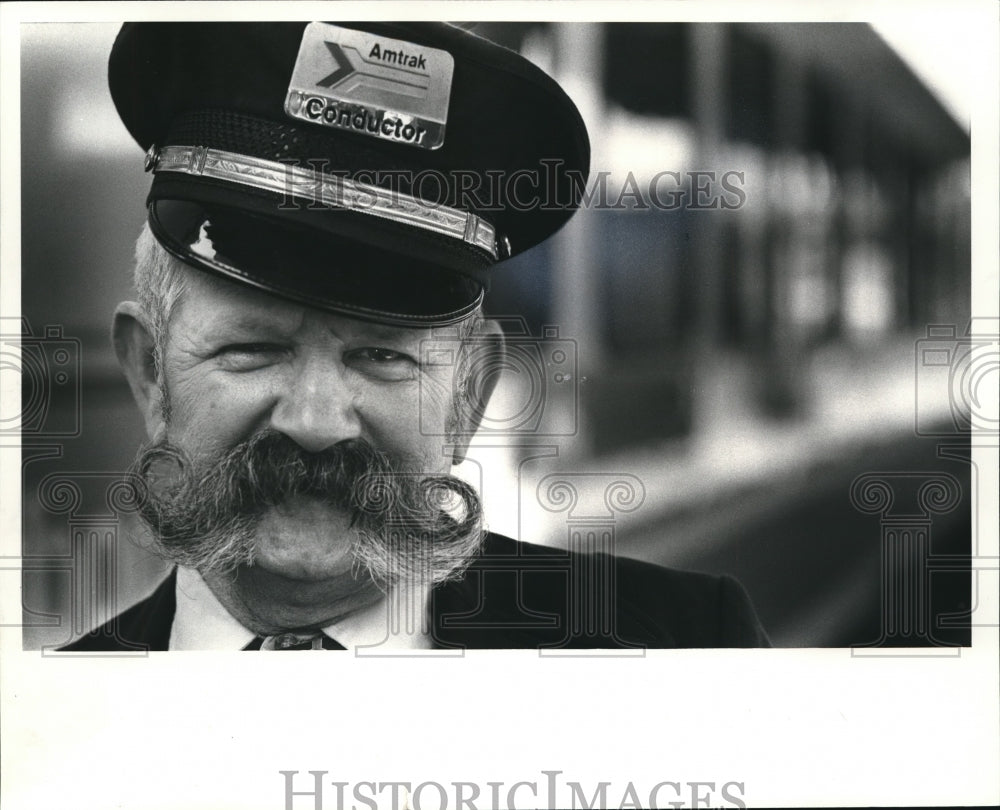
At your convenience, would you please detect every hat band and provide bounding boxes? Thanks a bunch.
[148,144,502,260]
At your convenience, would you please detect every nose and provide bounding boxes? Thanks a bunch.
[269,353,362,453]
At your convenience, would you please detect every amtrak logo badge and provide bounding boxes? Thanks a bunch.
[285,22,454,150]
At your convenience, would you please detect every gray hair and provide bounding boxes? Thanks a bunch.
[133,222,190,376]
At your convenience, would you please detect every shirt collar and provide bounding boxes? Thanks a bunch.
[169,566,433,651]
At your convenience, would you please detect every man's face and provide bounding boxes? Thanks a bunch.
[152,269,466,582]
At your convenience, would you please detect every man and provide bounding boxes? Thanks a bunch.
[63,21,768,651]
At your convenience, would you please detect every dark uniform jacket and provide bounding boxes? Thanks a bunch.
[61,533,770,651]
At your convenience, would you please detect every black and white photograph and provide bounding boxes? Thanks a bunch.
[1,2,997,808]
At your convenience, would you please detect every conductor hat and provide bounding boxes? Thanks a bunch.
[109,21,591,326]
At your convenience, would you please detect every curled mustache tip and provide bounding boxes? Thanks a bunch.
[129,431,484,583]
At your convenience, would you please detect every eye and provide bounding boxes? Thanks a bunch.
[344,347,418,381]
[214,343,288,371]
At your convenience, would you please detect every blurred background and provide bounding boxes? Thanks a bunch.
[16,21,973,648]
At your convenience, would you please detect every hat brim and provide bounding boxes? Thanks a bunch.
[149,195,485,327]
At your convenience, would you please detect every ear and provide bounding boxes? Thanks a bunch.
[451,318,506,465]
[112,301,166,440]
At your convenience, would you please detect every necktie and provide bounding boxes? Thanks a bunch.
[243,632,346,650]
